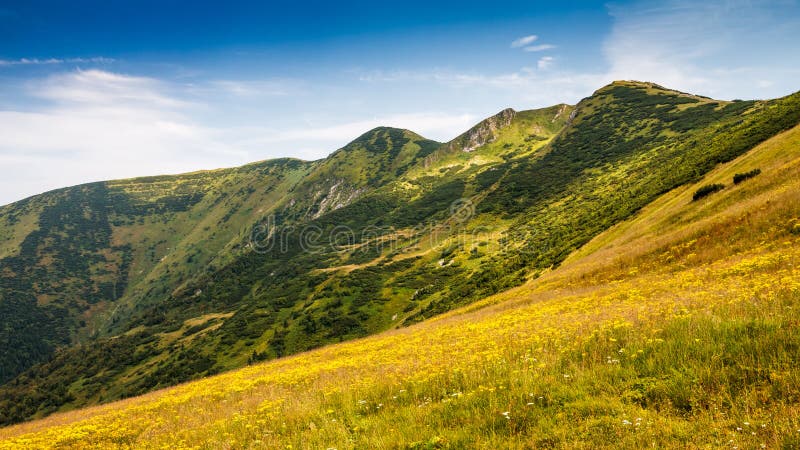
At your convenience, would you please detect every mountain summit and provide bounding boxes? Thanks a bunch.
[447,107,516,153]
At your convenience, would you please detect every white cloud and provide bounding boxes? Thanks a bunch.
[0,57,114,67]
[0,58,62,66]
[33,69,191,108]
[523,44,556,52]
[0,70,249,205]
[511,35,556,54]
[537,56,555,70]
[511,35,538,48]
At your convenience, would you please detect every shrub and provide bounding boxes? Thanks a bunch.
[692,183,725,201]
[733,168,761,184]
[790,219,800,235]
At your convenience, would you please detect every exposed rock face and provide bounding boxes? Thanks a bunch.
[567,107,578,125]
[552,104,569,123]
[449,108,516,153]
[309,179,365,219]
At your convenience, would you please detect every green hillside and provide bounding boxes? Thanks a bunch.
[1,81,799,426]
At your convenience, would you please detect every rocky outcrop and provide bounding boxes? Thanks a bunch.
[449,108,516,153]
[552,104,569,123]
[309,179,365,219]
[567,107,578,126]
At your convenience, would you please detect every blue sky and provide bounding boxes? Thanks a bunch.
[1,0,799,205]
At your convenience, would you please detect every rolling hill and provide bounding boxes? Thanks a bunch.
[1,81,799,439]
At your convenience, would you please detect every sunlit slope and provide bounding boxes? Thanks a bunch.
[550,112,800,288]
[3,128,800,448]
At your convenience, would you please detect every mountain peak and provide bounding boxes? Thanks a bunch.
[447,107,516,153]
[307,125,440,191]
[597,80,666,91]
[354,126,421,142]
[592,80,713,100]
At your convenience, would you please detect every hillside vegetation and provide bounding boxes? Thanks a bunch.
[1,81,800,429]
[2,101,800,449]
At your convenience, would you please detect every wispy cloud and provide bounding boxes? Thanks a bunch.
[32,69,190,108]
[523,44,556,52]
[0,70,248,205]
[537,56,555,70]
[511,35,556,53]
[510,35,538,48]
[0,57,114,67]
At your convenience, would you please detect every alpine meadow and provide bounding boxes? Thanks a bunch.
[2,1,800,448]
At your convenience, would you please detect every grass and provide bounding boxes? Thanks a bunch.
[3,238,798,448]
[2,124,800,448]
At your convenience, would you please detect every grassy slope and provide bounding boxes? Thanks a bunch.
[102,159,317,329]
[2,121,800,448]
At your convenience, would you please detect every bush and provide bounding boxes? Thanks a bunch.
[790,219,800,235]
[733,168,761,184]
[692,183,725,201]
